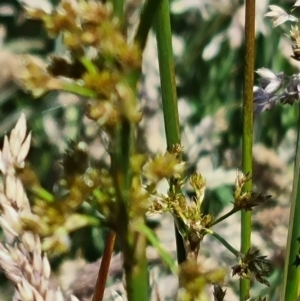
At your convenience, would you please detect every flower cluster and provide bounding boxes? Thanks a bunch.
[253,68,300,113]
[143,152,185,185]
[213,285,226,301]
[254,4,300,113]
[232,248,271,286]
[179,260,225,301]
[233,171,271,210]
[17,0,142,130]
[147,170,213,259]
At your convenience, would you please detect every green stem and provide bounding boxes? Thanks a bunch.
[30,185,54,202]
[80,57,98,75]
[240,0,255,299]
[155,0,186,264]
[281,104,300,301]
[137,223,177,274]
[134,0,162,51]
[109,4,149,301]
[209,208,238,227]
[155,3,180,145]
[62,82,96,98]
[124,225,148,301]
[205,229,240,257]
[110,123,149,301]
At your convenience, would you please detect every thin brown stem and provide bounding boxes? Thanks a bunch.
[92,231,116,301]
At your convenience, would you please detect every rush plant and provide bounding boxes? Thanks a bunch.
[0,0,295,301]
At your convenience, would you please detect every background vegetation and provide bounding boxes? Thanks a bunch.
[0,0,297,300]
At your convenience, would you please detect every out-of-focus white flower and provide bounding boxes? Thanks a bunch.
[293,0,300,10]
[18,0,52,13]
[202,33,226,61]
[256,68,283,94]
[265,5,298,27]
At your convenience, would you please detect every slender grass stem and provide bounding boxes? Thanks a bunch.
[92,231,116,301]
[155,2,180,145]
[62,82,96,98]
[205,229,240,257]
[125,230,148,301]
[240,0,255,300]
[209,208,239,227]
[281,104,300,301]
[107,2,161,300]
[30,186,54,202]
[136,223,177,274]
[134,0,162,51]
[155,0,186,264]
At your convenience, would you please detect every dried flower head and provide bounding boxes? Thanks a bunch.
[189,172,206,209]
[16,56,63,98]
[290,25,300,61]
[213,285,227,301]
[233,171,271,210]
[232,248,271,286]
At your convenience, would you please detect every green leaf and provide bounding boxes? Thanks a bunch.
[64,213,99,232]
[136,223,177,274]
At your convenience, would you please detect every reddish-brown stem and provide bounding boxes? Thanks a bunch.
[92,231,116,301]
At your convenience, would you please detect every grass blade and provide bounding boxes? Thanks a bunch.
[281,104,300,301]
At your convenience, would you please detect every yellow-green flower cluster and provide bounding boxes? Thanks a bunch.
[19,0,142,131]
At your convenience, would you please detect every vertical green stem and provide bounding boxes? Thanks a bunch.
[155,0,186,263]
[134,0,162,51]
[240,0,255,300]
[155,2,180,144]
[109,3,149,301]
[281,104,300,301]
[125,232,149,301]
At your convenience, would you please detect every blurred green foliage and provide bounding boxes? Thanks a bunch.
[172,0,299,149]
[1,0,298,169]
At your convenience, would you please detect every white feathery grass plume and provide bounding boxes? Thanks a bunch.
[0,114,80,301]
